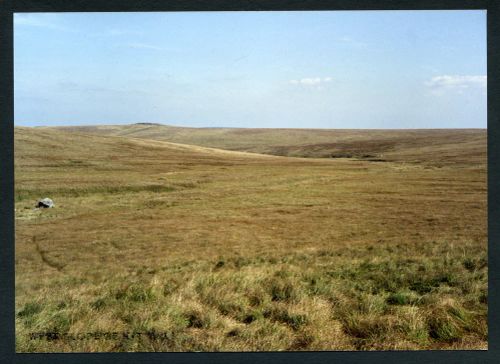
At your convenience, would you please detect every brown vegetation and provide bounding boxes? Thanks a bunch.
[15,126,487,352]
[52,124,486,166]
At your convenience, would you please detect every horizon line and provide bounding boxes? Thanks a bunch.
[14,122,487,130]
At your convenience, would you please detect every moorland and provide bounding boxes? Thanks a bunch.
[15,125,487,351]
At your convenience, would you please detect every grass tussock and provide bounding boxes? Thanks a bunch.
[16,241,487,351]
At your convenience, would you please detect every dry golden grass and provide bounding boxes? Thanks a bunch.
[53,124,486,166]
[15,126,487,352]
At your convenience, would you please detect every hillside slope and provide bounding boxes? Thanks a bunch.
[15,126,282,201]
[51,124,487,166]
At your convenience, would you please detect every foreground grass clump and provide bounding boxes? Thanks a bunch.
[15,127,486,351]
[16,240,487,352]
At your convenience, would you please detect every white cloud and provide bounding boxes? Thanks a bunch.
[107,29,143,36]
[14,13,72,32]
[119,43,164,51]
[289,77,333,87]
[425,75,486,91]
[90,29,144,37]
[337,36,367,48]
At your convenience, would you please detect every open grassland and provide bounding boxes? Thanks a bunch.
[15,127,487,352]
[53,124,486,166]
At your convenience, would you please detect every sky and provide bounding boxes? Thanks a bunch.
[14,11,486,128]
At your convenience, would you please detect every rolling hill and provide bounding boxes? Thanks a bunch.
[50,124,487,166]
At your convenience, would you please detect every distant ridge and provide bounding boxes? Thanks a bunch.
[49,124,486,167]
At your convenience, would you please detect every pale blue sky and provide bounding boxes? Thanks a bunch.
[14,11,486,128]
